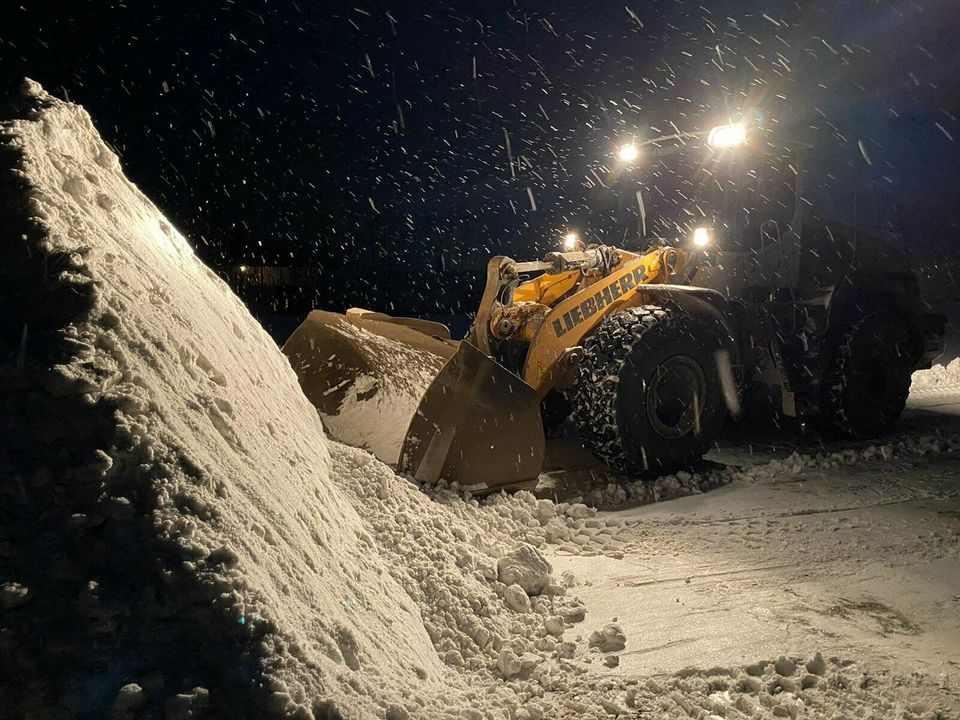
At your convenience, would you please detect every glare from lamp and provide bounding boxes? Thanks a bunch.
[618,144,639,162]
[707,122,747,149]
[692,227,711,247]
[239,265,248,272]
[563,232,580,251]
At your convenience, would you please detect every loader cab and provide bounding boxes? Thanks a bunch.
[646,133,810,298]
[623,114,920,300]
[685,127,915,300]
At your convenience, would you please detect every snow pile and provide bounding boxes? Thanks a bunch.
[575,467,736,511]
[1,79,463,718]
[0,79,642,720]
[911,358,960,393]
[733,430,960,484]
[326,444,633,715]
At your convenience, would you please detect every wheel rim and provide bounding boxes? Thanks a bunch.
[645,355,707,440]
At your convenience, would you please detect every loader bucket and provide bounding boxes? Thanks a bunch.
[398,341,545,492]
[282,310,456,464]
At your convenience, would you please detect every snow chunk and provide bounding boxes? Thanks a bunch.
[504,583,532,613]
[588,623,627,653]
[111,683,145,715]
[497,543,553,595]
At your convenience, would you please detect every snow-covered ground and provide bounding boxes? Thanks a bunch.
[3,82,958,719]
[551,427,960,675]
[543,369,960,716]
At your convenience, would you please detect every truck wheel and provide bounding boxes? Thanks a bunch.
[572,305,729,475]
[819,312,913,438]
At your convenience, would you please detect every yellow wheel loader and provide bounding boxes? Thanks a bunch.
[282,122,945,493]
[283,240,736,492]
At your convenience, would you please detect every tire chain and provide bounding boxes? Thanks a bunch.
[571,304,678,474]
[820,311,910,438]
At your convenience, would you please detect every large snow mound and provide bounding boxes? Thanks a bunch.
[0,79,644,720]
[0,80,448,718]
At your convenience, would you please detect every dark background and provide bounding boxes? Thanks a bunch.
[3,0,959,321]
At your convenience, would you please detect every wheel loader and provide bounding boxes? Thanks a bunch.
[282,121,945,492]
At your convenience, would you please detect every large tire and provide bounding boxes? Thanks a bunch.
[818,311,913,438]
[572,304,730,475]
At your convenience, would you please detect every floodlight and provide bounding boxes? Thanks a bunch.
[707,122,747,149]
[618,144,639,162]
[692,227,712,247]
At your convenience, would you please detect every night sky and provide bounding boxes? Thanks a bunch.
[3,0,959,314]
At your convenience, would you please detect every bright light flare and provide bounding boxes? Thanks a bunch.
[563,232,580,251]
[617,144,639,162]
[707,122,747,149]
[692,227,711,247]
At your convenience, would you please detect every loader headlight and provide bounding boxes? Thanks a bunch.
[692,227,712,247]
[563,232,584,251]
[707,122,747,149]
[617,143,639,162]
